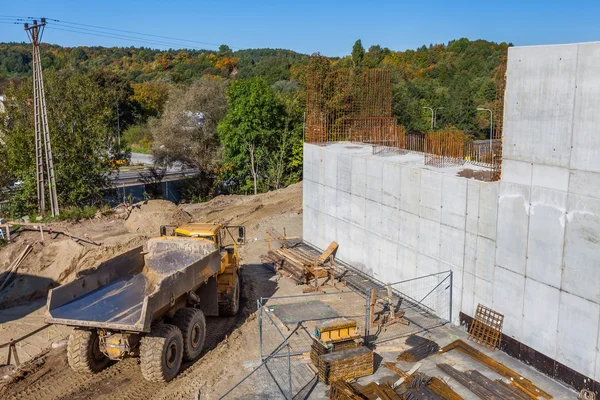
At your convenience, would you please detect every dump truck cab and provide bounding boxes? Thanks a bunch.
[167,222,245,316]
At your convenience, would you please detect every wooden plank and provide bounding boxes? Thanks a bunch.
[318,241,339,264]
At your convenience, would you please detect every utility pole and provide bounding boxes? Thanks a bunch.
[422,106,434,130]
[25,18,59,216]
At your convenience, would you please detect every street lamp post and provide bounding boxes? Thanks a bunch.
[477,108,493,158]
[422,107,434,130]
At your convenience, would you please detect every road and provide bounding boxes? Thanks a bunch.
[113,153,198,186]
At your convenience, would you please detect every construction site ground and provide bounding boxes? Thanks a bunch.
[0,181,577,399]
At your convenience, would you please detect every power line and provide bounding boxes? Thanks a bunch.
[48,18,236,49]
[45,26,211,50]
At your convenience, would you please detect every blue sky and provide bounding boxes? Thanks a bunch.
[1,0,598,56]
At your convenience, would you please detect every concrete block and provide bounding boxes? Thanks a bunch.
[439,225,465,268]
[380,204,400,243]
[571,42,600,173]
[496,182,530,275]
[397,245,417,281]
[366,157,383,203]
[503,45,578,168]
[478,183,499,240]
[336,152,352,193]
[441,176,467,230]
[350,156,367,198]
[522,278,560,359]
[418,218,441,259]
[532,164,569,192]
[563,194,600,304]
[466,180,480,234]
[350,194,366,227]
[323,149,337,189]
[461,272,476,318]
[475,236,495,283]
[492,267,525,339]
[381,162,402,209]
[463,233,477,276]
[526,187,566,288]
[336,190,351,223]
[501,159,533,186]
[419,170,443,222]
[398,211,419,250]
[365,199,382,233]
[557,291,600,378]
[400,167,421,215]
[569,169,600,199]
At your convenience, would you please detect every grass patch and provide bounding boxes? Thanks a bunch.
[129,144,152,155]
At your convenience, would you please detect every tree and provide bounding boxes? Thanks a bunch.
[151,77,228,174]
[218,78,285,194]
[132,81,170,118]
[1,70,120,216]
[351,39,365,68]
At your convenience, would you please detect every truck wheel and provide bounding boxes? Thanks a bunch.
[67,328,109,374]
[219,273,240,316]
[140,324,183,382]
[172,308,206,361]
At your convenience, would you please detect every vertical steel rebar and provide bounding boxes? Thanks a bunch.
[257,298,263,361]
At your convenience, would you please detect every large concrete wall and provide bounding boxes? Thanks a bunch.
[303,42,600,382]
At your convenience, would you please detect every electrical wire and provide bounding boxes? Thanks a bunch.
[47,18,236,49]
[45,26,210,50]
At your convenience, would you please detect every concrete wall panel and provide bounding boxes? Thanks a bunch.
[397,245,417,281]
[478,184,499,240]
[557,291,600,378]
[466,181,480,234]
[440,225,465,268]
[322,184,338,217]
[569,169,600,198]
[399,210,419,250]
[503,45,578,167]
[502,159,533,186]
[350,156,367,198]
[474,276,494,315]
[381,162,402,209]
[475,236,495,282]
[336,152,352,193]
[463,233,477,276]
[526,187,566,288]
[418,218,441,259]
[419,170,442,222]
[366,158,383,203]
[522,278,560,359]
[441,176,467,230]
[365,199,382,233]
[461,272,476,318]
[350,194,366,227]
[563,194,600,304]
[492,267,525,339]
[400,168,421,215]
[496,182,530,275]
[323,150,337,189]
[532,164,569,192]
[336,190,351,223]
[381,204,400,242]
[571,42,600,173]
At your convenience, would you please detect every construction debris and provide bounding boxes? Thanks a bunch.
[397,335,440,362]
[318,346,374,384]
[329,380,366,400]
[439,340,552,399]
[261,240,340,289]
[360,382,402,399]
[311,318,363,369]
[468,303,504,350]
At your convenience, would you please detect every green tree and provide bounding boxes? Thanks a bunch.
[1,71,120,216]
[351,39,365,68]
[218,78,285,194]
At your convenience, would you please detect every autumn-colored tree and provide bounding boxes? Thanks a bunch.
[132,81,170,118]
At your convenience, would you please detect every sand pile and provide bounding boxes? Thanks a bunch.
[125,200,191,235]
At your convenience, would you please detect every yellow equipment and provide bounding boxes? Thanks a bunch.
[165,222,246,316]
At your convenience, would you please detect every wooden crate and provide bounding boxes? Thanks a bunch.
[318,346,374,384]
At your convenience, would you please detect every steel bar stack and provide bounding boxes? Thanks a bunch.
[468,304,504,350]
[397,335,440,362]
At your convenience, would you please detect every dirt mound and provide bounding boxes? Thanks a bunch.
[125,200,191,235]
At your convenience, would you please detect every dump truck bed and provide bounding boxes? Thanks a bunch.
[46,237,221,332]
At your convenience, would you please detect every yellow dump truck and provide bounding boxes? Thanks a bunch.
[46,222,245,382]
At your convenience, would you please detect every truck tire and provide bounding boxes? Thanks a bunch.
[67,328,109,374]
[140,324,183,382]
[172,308,206,361]
[219,273,240,316]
